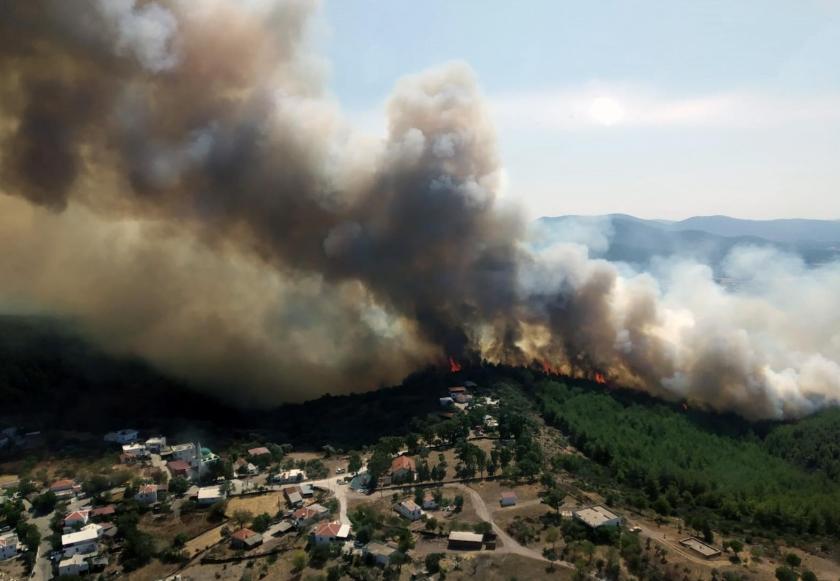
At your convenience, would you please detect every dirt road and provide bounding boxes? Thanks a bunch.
[450,483,573,569]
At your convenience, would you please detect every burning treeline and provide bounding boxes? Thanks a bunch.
[2,0,840,419]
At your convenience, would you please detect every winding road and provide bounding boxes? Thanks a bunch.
[447,483,574,568]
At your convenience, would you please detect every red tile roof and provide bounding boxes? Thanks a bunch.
[231,528,257,541]
[90,505,116,517]
[390,456,416,473]
[501,491,517,499]
[167,460,191,473]
[50,479,75,491]
[313,521,342,537]
[247,447,270,456]
[138,484,158,494]
[64,510,89,523]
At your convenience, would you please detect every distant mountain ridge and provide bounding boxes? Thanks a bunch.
[535,214,840,269]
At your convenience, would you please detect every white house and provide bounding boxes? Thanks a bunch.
[0,532,18,561]
[58,553,89,576]
[135,484,158,505]
[310,521,351,545]
[273,469,305,484]
[145,436,167,453]
[61,524,102,557]
[170,443,197,463]
[122,443,149,460]
[104,429,138,444]
[573,506,622,529]
[483,415,499,429]
[395,499,423,521]
[197,485,226,506]
[364,542,400,566]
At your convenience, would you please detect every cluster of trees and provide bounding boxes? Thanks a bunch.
[0,496,40,569]
[765,408,840,479]
[536,380,840,538]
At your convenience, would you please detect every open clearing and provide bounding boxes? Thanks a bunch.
[225,491,284,518]
[184,523,226,557]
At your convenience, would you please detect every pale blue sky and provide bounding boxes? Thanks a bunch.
[317,1,840,220]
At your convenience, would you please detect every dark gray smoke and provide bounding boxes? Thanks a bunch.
[1,0,839,418]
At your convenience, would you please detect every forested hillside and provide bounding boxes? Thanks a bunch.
[765,408,840,480]
[536,380,840,538]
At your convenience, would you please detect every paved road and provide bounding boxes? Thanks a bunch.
[27,507,56,581]
[450,483,574,569]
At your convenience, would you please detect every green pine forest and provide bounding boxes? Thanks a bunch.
[535,379,840,540]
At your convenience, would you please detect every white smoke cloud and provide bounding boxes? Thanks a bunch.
[96,0,180,72]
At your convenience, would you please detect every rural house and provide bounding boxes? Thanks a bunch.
[231,528,263,550]
[395,499,423,521]
[311,521,351,545]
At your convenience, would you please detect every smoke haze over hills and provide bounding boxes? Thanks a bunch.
[1,0,840,419]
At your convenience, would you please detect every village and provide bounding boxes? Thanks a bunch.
[0,380,818,581]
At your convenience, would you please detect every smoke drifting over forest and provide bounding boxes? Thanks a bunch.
[1,0,839,418]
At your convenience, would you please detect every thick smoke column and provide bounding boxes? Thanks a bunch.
[1,0,839,418]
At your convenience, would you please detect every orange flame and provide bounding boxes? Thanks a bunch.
[594,372,607,385]
[449,357,462,373]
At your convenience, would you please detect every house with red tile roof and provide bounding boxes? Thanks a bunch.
[63,510,90,531]
[50,479,76,493]
[167,459,192,479]
[135,483,158,505]
[291,504,328,527]
[311,521,351,545]
[247,446,271,457]
[89,505,116,520]
[390,456,416,482]
[230,528,263,550]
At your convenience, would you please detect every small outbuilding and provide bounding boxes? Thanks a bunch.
[679,537,721,559]
[448,530,484,550]
[499,491,517,507]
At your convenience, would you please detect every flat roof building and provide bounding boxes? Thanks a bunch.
[679,537,721,559]
[573,506,621,528]
[448,530,484,550]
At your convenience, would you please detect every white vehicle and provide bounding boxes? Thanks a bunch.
[628,526,642,533]
[335,467,346,474]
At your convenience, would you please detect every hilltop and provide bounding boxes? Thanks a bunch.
[535,214,840,269]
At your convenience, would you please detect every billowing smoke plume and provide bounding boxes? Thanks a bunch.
[1,0,839,418]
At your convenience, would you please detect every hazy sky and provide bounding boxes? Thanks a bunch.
[318,1,840,220]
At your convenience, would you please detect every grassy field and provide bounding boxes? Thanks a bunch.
[138,511,216,548]
[184,523,227,557]
[225,491,284,519]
